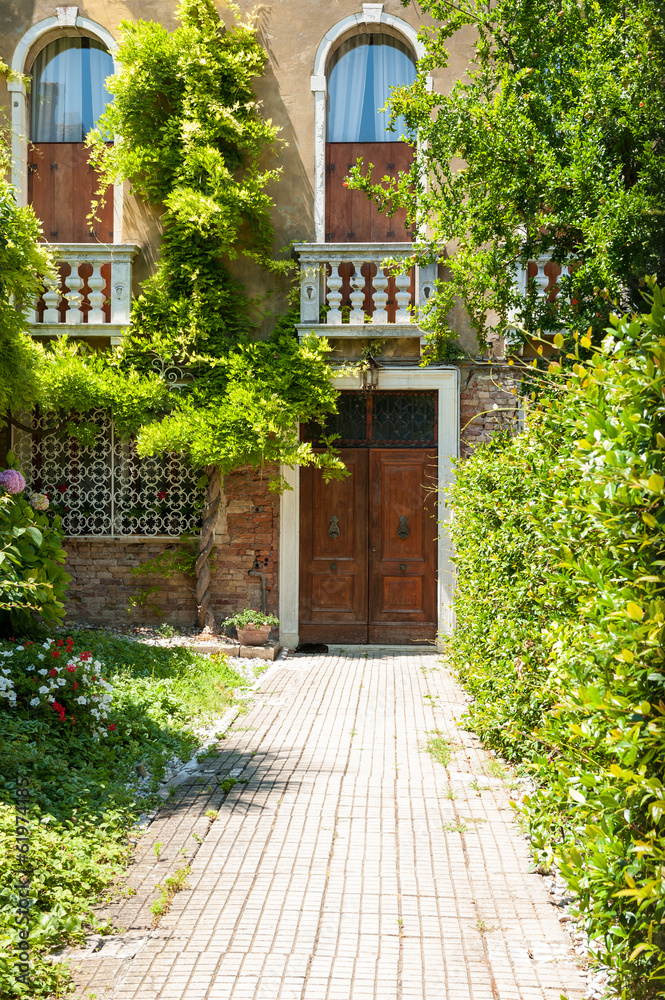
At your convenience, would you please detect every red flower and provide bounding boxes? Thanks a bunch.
[66,665,76,673]
[71,718,76,725]
[56,639,63,647]
[57,485,67,494]
[571,299,578,305]
[157,490,167,500]
[51,651,60,659]
[48,668,57,677]
[73,682,78,690]
[80,652,92,661]
[108,723,116,732]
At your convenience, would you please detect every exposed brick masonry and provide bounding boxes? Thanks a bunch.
[63,465,279,627]
[459,363,521,458]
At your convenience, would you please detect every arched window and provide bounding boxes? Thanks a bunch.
[327,34,416,143]
[27,36,114,243]
[325,32,416,243]
[31,37,113,142]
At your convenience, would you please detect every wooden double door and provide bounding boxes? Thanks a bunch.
[300,420,438,645]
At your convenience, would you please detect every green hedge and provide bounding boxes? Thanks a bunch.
[448,289,665,999]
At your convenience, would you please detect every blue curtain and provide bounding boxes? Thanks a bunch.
[327,34,416,143]
[31,37,113,142]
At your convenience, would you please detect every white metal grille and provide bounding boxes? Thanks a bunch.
[13,410,202,537]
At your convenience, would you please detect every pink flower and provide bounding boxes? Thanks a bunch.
[0,470,26,495]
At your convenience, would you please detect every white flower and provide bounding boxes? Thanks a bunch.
[38,668,48,676]
[37,654,44,661]
[42,642,51,649]
[57,678,66,686]
[93,660,101,668]
[29,697,40,707]
[48,695,55,702]
[38,686,49,695]
[76,696,87,705]
[15,645,24,651]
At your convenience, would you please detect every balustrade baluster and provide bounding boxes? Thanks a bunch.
[349,260,366,325]
[88,262,106,323]
[372,264,389,324]
[65,261,83,324]
[534,260,549,299]
[326,260,344,324]
[42,280,61,324]
[395,269,412,323]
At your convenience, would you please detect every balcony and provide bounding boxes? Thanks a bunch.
[294,243,436,343]
[30,244,139,345]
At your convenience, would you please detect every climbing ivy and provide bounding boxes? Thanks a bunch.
[84,0,343,479]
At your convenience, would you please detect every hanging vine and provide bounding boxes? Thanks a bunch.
[82,0,345,624]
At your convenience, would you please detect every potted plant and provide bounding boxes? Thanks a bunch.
[222,609,279,647]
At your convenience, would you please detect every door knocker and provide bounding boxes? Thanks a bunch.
[328,514,340,539]
[397,515,410,540]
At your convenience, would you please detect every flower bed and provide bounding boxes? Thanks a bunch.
[1,637,114,738]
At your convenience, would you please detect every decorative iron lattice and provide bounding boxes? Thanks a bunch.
[303,390,437,448]
[13,410,202,537]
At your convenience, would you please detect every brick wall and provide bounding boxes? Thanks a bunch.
[459,364,521,458]
[63,464,279,627]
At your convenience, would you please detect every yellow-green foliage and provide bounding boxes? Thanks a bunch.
[449,288,665,998]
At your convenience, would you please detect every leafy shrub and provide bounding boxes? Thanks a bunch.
[448,289,665,998]
[0,467,70,635]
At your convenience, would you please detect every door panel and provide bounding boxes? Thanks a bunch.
[28,142,114,243]
[368,450,437,643]
[299,446,437,645]
[325,141,413,243]
[299,450,369,643]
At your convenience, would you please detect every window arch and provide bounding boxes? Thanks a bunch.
[31,36,114,143]
[327,33,416,143]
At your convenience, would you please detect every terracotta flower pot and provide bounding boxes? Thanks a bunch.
[237,624,271,647]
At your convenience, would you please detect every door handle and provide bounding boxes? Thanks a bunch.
[397,515,410,540]
[328,514,340,539]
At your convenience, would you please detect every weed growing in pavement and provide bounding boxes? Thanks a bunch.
[442,785,457,800]
[150,866,191,927]
[425,732,455,768]
[442,820,467,833]
[217,776,237,794]
[205,809,218,821]
[153,842,163,860]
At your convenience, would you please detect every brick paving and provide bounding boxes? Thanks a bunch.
[72,650,586,1000]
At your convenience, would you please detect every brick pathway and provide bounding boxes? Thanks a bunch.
[73,650,586,1000]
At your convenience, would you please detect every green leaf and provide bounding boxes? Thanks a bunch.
[26,526,43,547]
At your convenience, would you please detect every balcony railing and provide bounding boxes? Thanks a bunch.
[294,243,437,338]
[30,244,139,345]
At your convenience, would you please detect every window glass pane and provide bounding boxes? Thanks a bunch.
[302,392,368,446]
[371,392,436,446]
[31,37,113,142]
[327,34,416,143]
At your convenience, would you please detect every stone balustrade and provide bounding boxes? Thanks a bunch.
[294,243,437,338]
[31,244,139,344]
